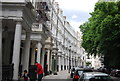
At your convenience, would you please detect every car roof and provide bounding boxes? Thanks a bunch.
[84,72,109,76]
[74,67,80,70]
[76,68,93,71]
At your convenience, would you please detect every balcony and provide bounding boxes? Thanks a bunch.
[36,0,51,22]
[36,10,50,21]
[37,0,52,11]
[31,23,52,41]
[44,12,50,21]
[43,21,51,32]
[32,22,51,35]
[32,23,42,32]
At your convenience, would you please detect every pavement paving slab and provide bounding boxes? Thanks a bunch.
[43,70,71,79]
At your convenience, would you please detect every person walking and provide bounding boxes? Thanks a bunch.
[35,62,44,81]
[22,70,29,81]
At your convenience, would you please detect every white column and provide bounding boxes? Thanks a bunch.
[0,19,2,81]
[58,56,61,71]
[60,56,62,70]
[74,59,75,67]
[50,51,52,71]
[67,58,69,69]
[31,46,36,65]
[66,57,68,70]
[72,58,74,67]
[62,56,64,70]
[41,49,45,68]
[37,42,42,63]
[66,58,67,69]
[76,56,78,66]
[71,54,73,67]
[68,58,69,69]
[64,56,66,70]
[71,58,73,67]
[67,50,69,69]
[12,22,22,80]
[22,32,31,71]
[63,57,65,70]
[65,58,67,69]
[47,50,50,71]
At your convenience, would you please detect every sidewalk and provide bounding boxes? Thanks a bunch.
[43,70,70,79]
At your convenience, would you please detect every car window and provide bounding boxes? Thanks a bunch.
[80,74,84,81]
[83,70,93,72]
[78,71,83,75]
[95,76,110,79]
[94,76,113,81]
[85,76,93,79]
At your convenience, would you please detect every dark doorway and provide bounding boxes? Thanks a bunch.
[57,65,59,71]
[44,52,48,75]
[61,65,63,71]
[64,65,66,70]
[35,50,37,63]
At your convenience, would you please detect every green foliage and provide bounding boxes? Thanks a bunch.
[80,1,120,68]
[86,62,91,66]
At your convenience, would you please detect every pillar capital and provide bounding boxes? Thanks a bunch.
[14,18,22,22]
[14,19,23,27]
[36,41,42,47]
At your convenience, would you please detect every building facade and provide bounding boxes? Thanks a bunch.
[0,0,86,80]
[86,55,103,69]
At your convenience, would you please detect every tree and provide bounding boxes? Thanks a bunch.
[80,1,120,68]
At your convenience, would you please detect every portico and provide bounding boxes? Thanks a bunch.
[1,1,36,80]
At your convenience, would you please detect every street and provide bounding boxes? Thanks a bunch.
[1,0,120,81]
[43,70,120,81]
[43,70,72,81]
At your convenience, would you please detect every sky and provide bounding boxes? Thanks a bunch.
[55,0,98,32]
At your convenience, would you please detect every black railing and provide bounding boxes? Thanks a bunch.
[19,64,22,78]
[2,64,14,80]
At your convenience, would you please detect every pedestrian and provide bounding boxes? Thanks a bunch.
[35,62,44,81]
[22,70,29,81]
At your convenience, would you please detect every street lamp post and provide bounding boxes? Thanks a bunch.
[69,46,71,73]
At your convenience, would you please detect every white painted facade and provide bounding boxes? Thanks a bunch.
[49,1,87,71]
[1,0,86,80]
[86,55,102,69]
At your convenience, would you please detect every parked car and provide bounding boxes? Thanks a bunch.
[73,68,93,81]
[110,69,120,77]
[79,72,113,81]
